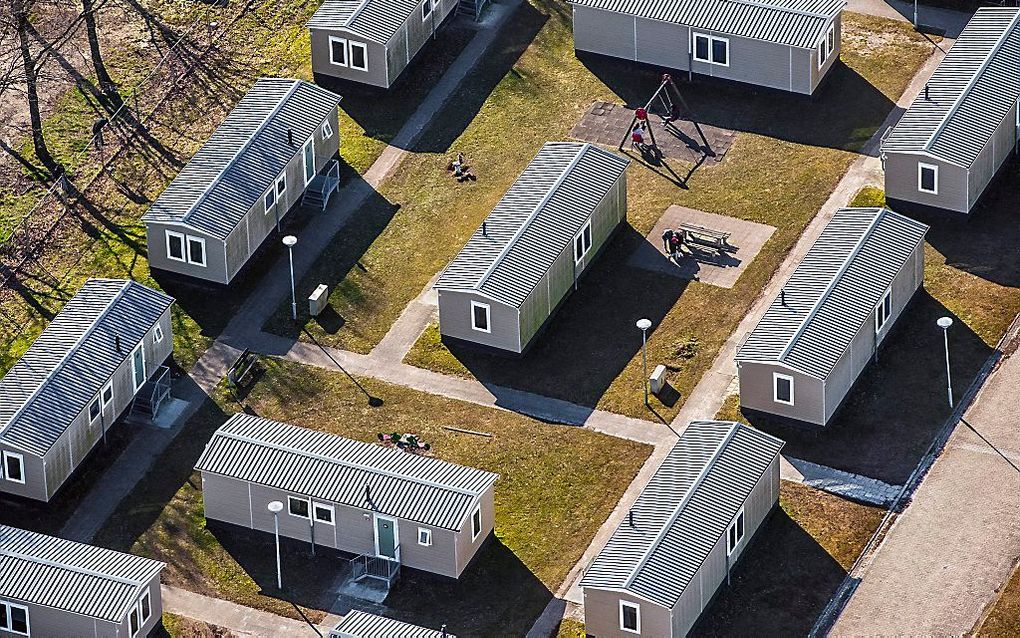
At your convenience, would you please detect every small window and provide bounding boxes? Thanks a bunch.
[288,496,310,518]
[773,373,794,406]
[3,451,25,484]
[875,289,893,333]
[1,602,29,635]
[89,397,102,423]
[276,174,287,199]
[694,34,710,62]
[264,187,276,213]
[418,527,432,546]
[140,590,151,623]
[349,41,368,71]
[574,220,593,263]
[322,120,333,139]
[166,230,186,262]
[818,39,827,68]
[727,508,746,555]
[154,324,164,344]
[329,36,348,67]
[470,301,490,333]
[471,505,482,540]
[827,23,835,54]
[422,0,433,20]
[619,600,640,634]
[130,606,140,636]
[712,38,728,65]
[187,236,206,267]
[918,163,938,194]
[313,503,335,525]
[102,381,114,407]
[693,32,728,66]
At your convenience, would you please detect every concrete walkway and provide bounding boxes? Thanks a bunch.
[782,456,902,507]
[162,585,341,637]
[832,335,1020,635]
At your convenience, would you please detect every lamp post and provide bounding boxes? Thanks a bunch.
[937,317,953,408]
[636,318,652,406]
[283,235,298,321]
[268,500,284,591]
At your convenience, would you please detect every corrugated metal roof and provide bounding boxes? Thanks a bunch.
[435,142,630,308]
[307,0,424,44]
[580,421,784,609]
[142,78,342,240]
[736,208,928,379]
[570,0,844,48]
[195,415,499,531]
[882,7,1020,167]
[331,610,455,638]
[0,525,164,623]
[0,279,174,457]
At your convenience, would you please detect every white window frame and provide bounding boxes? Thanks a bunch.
[819,23,835,69]
[102,380,114,408]
[129,604,140,637]
[313,502,335,525]
[348,40,369,72]
[818,39,827,68]
[264,186,277,214]
[276,174,287,199]
[4,451,26,485]
[875,289,893,333]
[186,236,207,267]
[692,32,729,66]
[165,230,186,263]
[619,600,641,634]
[1,601,30,636]
[153,324,164,344]
[726,508,746,556]
[422,0,433,21]
[418,527,432,546]
[918,162,939,194]
[139,590,152,624]
[288,495,311,519]
[470,300,491,334]
[328,36,348,67]
[773,372,794,406]
[88,395,102,425]
[574,220,593,264]
[471,505,482,541]
[322,120,334,139]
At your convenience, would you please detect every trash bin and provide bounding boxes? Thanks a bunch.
[308,284,329,317]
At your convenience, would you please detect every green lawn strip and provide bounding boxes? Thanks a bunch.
[158,613,236,638]
[555,618,587,638]
[94,358,650,634]
[403,322,472,377]
[975,560,1020,636]
[849,185,887,208]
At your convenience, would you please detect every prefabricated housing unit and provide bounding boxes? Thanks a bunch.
[569,0,846,95]
[580,421,784,638]
[0,525,165,638]
[308,0,478,89]
[142,78,342,284]
[881,7,1020,214]
[434,142,630,355]
[330,610,455,638]
[735,208,929,427]
[0,279,174,503]
[196,414,499,579]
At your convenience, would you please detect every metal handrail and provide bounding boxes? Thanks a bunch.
[149,365,171,418]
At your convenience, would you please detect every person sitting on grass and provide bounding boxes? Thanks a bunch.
[447,152,477,182]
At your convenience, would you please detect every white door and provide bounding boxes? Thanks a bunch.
[374,515,398,559]
[303,138,315,185]
[131,344,146,391]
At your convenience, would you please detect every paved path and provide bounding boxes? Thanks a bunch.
[832,336,1020,636]
[162,585,341,637]
[782,457,902,507]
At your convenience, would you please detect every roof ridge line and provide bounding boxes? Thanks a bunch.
[0,280,132,441]
[344,0,376,29]
[474,144,591,291]
[721,0,837,20]
[623,422,741,590]
[925,11,1020,152]
[0,545,147,588]
[778,208,884,364]
[181,79,303,225]
[211,420,492,497]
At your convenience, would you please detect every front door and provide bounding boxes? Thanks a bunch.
[374,515,397,559]
[303,139,315,185]
[131,344,146,391]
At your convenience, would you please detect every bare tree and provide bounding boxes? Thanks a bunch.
[10,0,61,177]
[80,0,121,109]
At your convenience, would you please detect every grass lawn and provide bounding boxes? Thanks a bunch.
[157,614,236,638]
[93,358,650,634]
[276,5,935,423]
[975,560,1020,636]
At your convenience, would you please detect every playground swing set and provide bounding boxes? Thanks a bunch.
[618,73,712,159]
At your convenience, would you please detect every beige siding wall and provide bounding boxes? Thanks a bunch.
[737,361,825,425]
[0,444,45,500]
[453,486,495,577]
[437,290,522,353]
[884,152,969,213]
[311,28,390,88]
[807,14,841,94]
[583,589,672,638]
[635,18,687,68]
[573,6,636,59]
[968,104,1018,209]
[146,221,228,284]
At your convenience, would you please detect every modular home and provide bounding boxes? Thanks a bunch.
[142,78,342,284]
[569,0,845,95]
[881,8,1020,214]
[0,279,174,502]
[581,421,784,637]
[330,610,454,638]
[434,142,629,355]
[309,0,479,89]
[196,414,499,580]
[0,525,165,638]
[736,208,928,427]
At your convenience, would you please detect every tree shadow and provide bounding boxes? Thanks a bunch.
[694,508,850,637]
[741,291,992,485]
[579,55,895,155]
[444,224,689,411]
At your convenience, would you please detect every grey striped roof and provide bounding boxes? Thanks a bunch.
[0,525,164,623]
[195,415,499,531]
[736,208,928,379]
[331,611,455,638]
[435,142,630,308]
[307,0,424,44]
[570,0,844,48]
[580,421,783,608]
[0,279,174,457]
[142,79,341,239]
[882,8,1020,167]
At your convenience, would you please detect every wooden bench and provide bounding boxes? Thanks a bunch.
[679,223,731,251]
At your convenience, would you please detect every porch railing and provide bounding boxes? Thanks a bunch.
[348,544,401,589]
[149,365,172,418]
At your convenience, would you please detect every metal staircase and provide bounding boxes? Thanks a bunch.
[346,545,401,600]
[129,365,171,422]
[301,159,341,212]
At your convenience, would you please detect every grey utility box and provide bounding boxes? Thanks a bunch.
[650,364,668,395]
[309,284,329,317]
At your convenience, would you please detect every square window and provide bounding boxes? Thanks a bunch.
[8,603,28,635]
[187,236,206,267]
[471,506,482,540]
[470,301,490,333]
[264,188,276,213]
[919,163,938,194]
[773,373,794,405]
[620,601,640,633]
[712,38,728,65]
[694,34,710,62]
[322,120,334,139]
[288,496,310,518]
[727,509,746,555]
[154,324,164,343]
[89,397,102,423]
[423,0,433,20]
[329,37,347,66]
[3,451,25,484]
[418,527,432,546]
[313,503,334,525]
[166,231,186,262]
[140,591,151,623]
[102,382,114,406]
[276,174,287,199]
[349,41,368,71]
[574,221,593,263]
